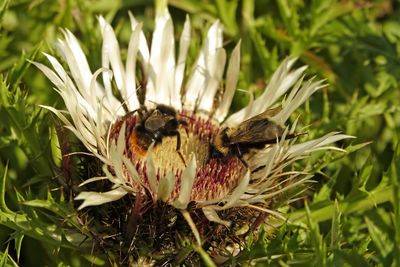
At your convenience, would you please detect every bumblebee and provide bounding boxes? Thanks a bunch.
[129,104,187,161]
[210,107,296,165]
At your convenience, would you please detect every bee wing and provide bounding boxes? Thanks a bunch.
[248,107,281,120]
[144,110,171,131]
[226,108,284,145]
[230,106,282,129]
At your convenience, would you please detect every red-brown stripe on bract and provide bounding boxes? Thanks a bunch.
[109,109,247,203]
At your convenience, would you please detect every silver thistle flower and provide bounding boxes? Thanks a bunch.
[34,7,351,249]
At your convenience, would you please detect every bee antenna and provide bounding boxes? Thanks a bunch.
[178,113,194,121]
[295,131,308,137]
[286,131,308,140]
[144,99,159,108]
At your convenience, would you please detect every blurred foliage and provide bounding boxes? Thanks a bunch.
[0,0,399,266]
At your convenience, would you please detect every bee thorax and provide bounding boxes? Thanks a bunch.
[213,133,230,157]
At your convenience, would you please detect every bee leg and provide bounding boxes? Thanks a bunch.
[251,212,267,232]
[174,131,186,166]
[235,145,248,168]
[174,130,181,150]
[251,165,266,173]
[239,157,248,168]
[178,151,186,166]
[178,119,188,127]
[178,119,190,137]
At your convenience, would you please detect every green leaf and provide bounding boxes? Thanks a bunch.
[330,199,341,250]
[276,0,300,36]
[313,169,339,202]
[0,246,19,267]
[0,163,10,212]
[215,0,238,36]
[8,43,41,90]
[365,216,393,258]
[305,201,326,267]
[0,0,10,25]
[249,29,272,75]
[13,233,23,262]
[347,161,373,198]
[288,182,393,226]
[332,249,370,267]
[391,143,400,266]
[81,254,106,266]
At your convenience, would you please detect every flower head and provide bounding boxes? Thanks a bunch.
[34,7,351,260]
